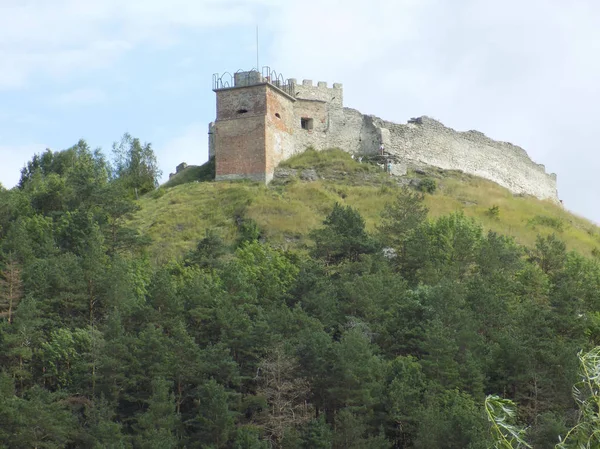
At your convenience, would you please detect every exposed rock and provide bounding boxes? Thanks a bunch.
[300,169,318,182]
[390,163,407,177]
[274,168,298,179]
[396,178,412,187]
[382,247,397,259]
[409,178,422,188]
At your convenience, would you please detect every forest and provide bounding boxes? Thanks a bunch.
[1,136,599,448]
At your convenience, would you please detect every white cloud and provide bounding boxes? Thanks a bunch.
[0,0,276,89]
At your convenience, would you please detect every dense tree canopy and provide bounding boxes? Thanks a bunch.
[0,140,598,448]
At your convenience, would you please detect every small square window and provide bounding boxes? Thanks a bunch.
[301,117,314,130]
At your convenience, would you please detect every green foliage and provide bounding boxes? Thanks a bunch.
[527,233,566,275]
[189,379,236,447]
[383,356,426,446]
[278,148,375,176]
[487,204,500,219]
[404,211,483,283]
[40,327,96,389]
[130,162,600,262]
[378,187,428,247]
[301,416,332,448]
[2,138,600,447]
[233,426,268,449]
[151,187,166,199]
[486,348,600,448]
[0,375,77,448]
[112,133,161,196]
[237,217,262,247]
[83,396,129,449]
[132,377,179,449]
[418,177,437,193]
[228,241,299,302]
[528,214,565,232]
[485,395,531,449]
[310,202,380,264]
[556,347,600,449]
[185,229,227,268]
[415,389,490,449]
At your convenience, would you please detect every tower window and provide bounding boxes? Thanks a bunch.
[275,113,281,119]
[237,109,248,114]
[301,117,314,130]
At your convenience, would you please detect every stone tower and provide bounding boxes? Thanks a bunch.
[210,69,297,183]
[209,68,344,183]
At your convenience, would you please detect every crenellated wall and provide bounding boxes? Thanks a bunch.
[290,79,343,107]
[210,69,559,202]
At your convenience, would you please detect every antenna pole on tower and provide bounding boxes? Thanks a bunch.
[256,25,259,72]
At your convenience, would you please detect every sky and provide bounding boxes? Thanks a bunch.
[1,0,599,221]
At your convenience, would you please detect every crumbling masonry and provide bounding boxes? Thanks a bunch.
[209,68,558,202]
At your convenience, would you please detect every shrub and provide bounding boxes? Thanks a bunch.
[418,178,437,194]
[527,215,564,232]
[236,218,262,247]
[151,187,166,199]
[486,205,500,219]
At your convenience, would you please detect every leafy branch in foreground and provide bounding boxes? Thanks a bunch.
[487,346,600,449]
[556,347,600,449]
[485,395,531,449]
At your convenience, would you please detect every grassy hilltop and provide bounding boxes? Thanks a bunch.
[131,149,599,264]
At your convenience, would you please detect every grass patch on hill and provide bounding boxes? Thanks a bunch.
[279,148,380,179]
[162,158,215,188]
[428,174,598,255]
[131,149,600,262]
[132,180,262,264]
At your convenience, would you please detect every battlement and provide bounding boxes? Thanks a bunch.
[289,78,343,107]
[213,67,344,107]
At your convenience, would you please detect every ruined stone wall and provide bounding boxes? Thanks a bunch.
[377,116,558,201]
[290,106,381,157]
[286,106,557,201]
[292,100,329,154]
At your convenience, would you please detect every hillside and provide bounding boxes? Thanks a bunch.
[4,142,600,447]
[132,149,599,264]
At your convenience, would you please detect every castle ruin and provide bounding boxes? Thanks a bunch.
[209,68,558,202]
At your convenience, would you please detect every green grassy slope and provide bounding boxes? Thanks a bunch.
[162,158,215,189]
[131,149,600,263]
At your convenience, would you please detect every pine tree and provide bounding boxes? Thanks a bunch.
[0,255,23,324]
